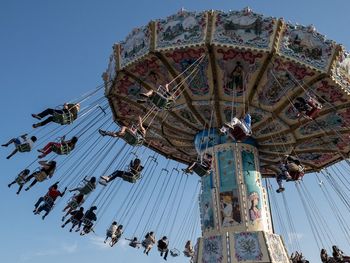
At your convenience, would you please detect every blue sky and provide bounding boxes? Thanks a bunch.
[2,1,350,262]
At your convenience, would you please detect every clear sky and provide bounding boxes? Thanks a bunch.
[1,1,350,263]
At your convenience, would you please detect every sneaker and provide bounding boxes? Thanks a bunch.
[25,187,30,191]
[276,187,285,193]
[101,175,110,181]
[286,177,293,182]
[31,114,42,120]
[98,129,107,136]
[1,144,8,147]
[7,184,11,188]
[182,168,192,174]
[139,93,149,98]
[62,216,65,222]
[32,123,40,128]
[136,99,146,104]
[69,229,73,232]
[99,179,108,186]
[61,224,65,228]
[37,149,45,153]
[42,215,46,220]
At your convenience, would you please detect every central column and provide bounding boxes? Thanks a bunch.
[192,129,289,263]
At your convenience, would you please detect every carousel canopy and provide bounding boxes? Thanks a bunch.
[103,8,350,176]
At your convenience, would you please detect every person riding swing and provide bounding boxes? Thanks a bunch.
[38,136,78,158]
[137,84,174,110]
[62,194,85,221]
[2,134,37,159]
[294,96,322,121]
[99,158,143,185]
[61,207,85,232]
[24,160,57,191]
[276,155,304,193]
[99,116,147,146]
[8,169,31,194]
[33,182,67,220]
[32,103,80,128]
[79,206,97,235]
[157,236,169,261]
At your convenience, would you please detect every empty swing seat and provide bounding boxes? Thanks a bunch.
[192,163,210,177]
[16,143,31,152]
[230,126,248,141]
[52,111,73,125]
[170,248,180,257]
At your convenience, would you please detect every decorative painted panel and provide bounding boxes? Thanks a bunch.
[241,149,263,227]
[266,233,289,263]
[128,56,172,90]
[297,111,348,136]
[156,11,207,49]
[234,232,263,261]
[165,48,210,96]
[279,23,336,70]
[200,174,215,231]
[213,9,277,50]
[254,120,288,137]
[217,149,242,227]
[332,50,350,93]
[202,236,224,263]
[120,25,150,67]
[216,49,263,97]
[257,59,315,106]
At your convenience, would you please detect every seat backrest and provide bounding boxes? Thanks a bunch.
[193,163,209,177]
[123,130,143,146]
[17,143,31,152]
[53,111,73,125]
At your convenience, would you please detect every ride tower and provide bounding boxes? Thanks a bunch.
[103,6,350,263]
[193,129,289,263]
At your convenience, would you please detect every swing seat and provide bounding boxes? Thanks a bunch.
[43,196,54,209]
[68,197,83,210]
[288,171,304,181]
[82,218,93,226]
[122,172,141,183]
[184,251,194,257]
[15,176,26,185]
[122,130,143,146]
[70,218,80,226]
[286,163,303,173]
[192,163,210,177]
[52,111,73,125]
[230,126,248,141]
[34,171,48,182]
[305,107,320,119]
[170,248,180,257]
[142,240,150,248]
[158,247,168,253]
[16,143,31,152]
[111,234,122,247]
[150,92,174,109]
[52,143,71,155]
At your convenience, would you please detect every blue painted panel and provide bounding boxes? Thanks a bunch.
[242,150,263,222]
